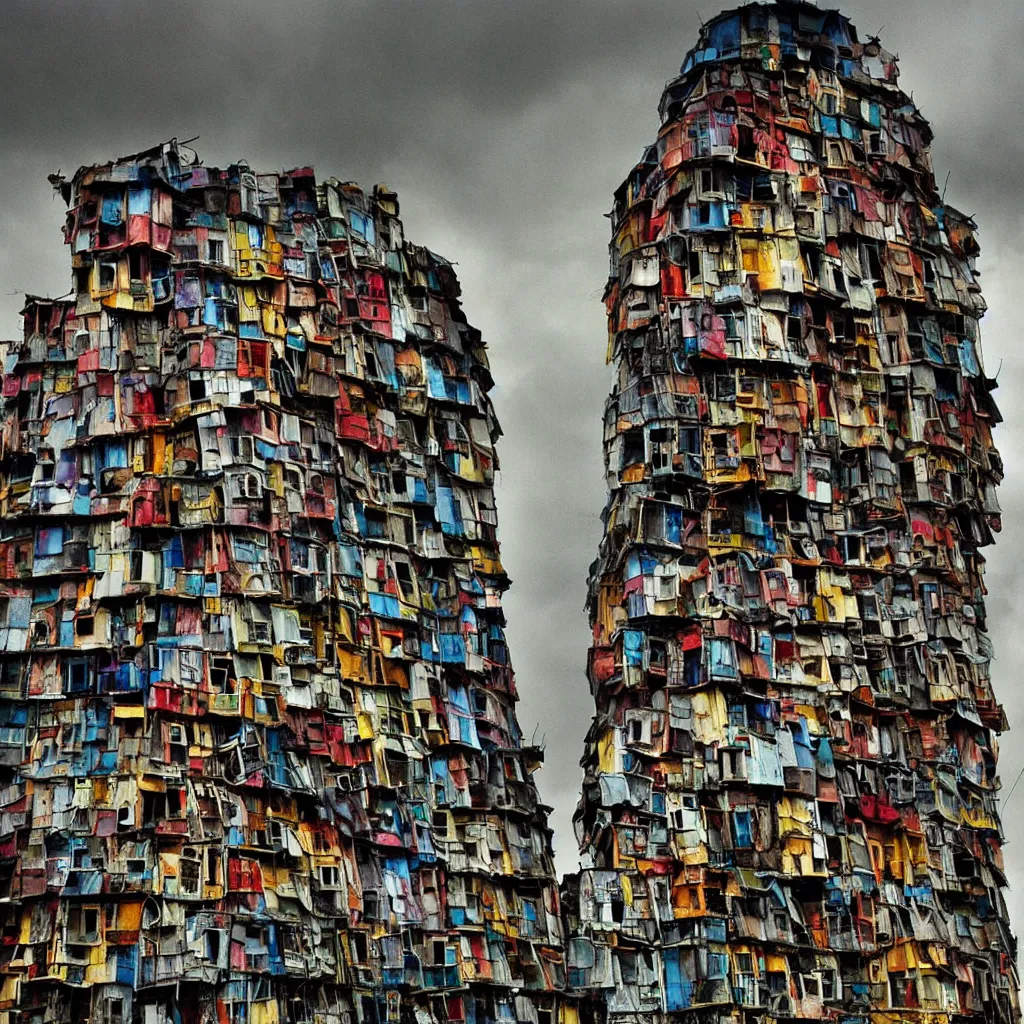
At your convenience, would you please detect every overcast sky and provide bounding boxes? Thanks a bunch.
[3,0,1024,921]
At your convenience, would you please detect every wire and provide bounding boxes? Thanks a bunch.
[1002,762,1024,806]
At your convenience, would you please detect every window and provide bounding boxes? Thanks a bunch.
[128,249,144,282]
[821,969,838,1001]
[395,561,414,598]
[250,620,271,644]
[102,998,124,1024]
[802,246,821,283]
[67,905,100,944]
[233,531,269,565]
[98,261,117,290]
[229,435,255,463]
[723,311,743,341]
[180,849,201,895]
[732,809,753,848]
[233,472,262,499]
[721,748,747,781]
[206,847,221,885]
[710,430,740,469]
[649,426,674,473]
[621,428,645,469]
[208,239,225,264]
[362,891,380,920]
[788,135,816,163]
[890,973,914,1008]
[126,549,147,583]
[204,929,222,963]
[167,724,187,764]
[65,660,89,691]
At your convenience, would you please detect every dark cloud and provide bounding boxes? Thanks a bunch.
[3,0,1023,908]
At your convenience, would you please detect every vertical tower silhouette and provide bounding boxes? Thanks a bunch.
[565,4,1018,1022]
[0,144,564,1024]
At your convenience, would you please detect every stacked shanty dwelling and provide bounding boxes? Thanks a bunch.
[564,4,1018,1024]
[0,143,566,1024]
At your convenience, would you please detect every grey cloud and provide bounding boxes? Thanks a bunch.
[2,0,1024,907]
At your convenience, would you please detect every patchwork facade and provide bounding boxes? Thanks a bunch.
[565,4,1018,1023]
[0,144,565,1024]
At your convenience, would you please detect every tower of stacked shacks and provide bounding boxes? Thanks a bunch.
[0,142,566,1024]
[564,4,1019,1024]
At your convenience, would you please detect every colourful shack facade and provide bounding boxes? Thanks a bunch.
[564,5,1018,1024]
[0,143,566,1024]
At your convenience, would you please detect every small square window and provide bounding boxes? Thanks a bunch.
[98,262,117,289]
